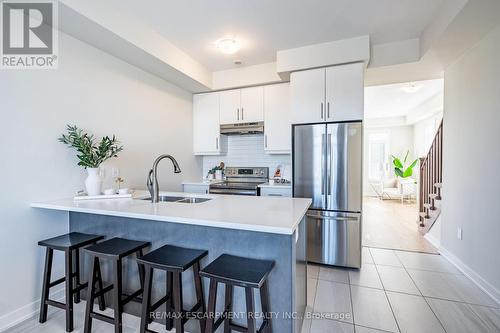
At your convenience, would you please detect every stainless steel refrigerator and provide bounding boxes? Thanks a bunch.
[293,122,362,268]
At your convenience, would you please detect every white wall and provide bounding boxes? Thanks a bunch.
[441,24,500,301]
[0,32,201,329]
[202,135,291,180]
[413,112,443,158]
[363,125,415,196]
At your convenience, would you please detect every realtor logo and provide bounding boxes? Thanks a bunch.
[1,0,58,69]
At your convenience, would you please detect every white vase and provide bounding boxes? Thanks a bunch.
[85,167,102,196]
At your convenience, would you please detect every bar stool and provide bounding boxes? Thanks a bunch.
[201,254,275,333]
[83,237,150,333]
[137,244,208,333]
[38,232,105,332]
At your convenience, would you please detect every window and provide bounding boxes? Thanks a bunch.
[368,132,390,180]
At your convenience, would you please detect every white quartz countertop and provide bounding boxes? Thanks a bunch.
[31,191,311,235]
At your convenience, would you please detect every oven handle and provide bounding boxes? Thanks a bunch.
[209,188,257,195]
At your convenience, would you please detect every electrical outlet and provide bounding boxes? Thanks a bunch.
[111,167,120,178]
[457,227,463,240]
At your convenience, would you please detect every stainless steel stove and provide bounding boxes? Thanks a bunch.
[209,167,269,196]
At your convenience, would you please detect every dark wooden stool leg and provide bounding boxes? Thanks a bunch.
[173,272,184,333]
[260,281,272,333]
[73,248,81,304]
[136,250,145,292]
[165,271,174,330]
[245,287,256,333]
[39,248,53,323]
[193,262,206,333]
[94,259,106,311]
[113,259,123,333]
[223,284,233,333]
[140,267,153,333]
[205,279,218,333]
[84,257,98,333]
[65,250,74,332]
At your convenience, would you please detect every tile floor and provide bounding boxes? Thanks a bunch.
[7,248,500,333]
[302,247,500,333]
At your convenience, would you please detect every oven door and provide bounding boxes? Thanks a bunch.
[209,188,257,196]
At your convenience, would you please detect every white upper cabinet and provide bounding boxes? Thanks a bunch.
[193,93,226,155]
[240,86,264,123]
[290,63,364,124]
[219,87,264,124]
[264,83,291,154]
[325,62,364,122]
[290,68,325,124]
[219,89,240,124]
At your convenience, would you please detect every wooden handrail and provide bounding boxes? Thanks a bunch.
[419,120,443,215]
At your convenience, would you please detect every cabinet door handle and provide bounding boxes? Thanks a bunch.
[265,135,268,148]
[237,108,239,121]
[241,107,244,120]
[216,137,219,149]
[321,102,324,120]
[327,102,330,119]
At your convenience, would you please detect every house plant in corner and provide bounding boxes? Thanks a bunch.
[58,125,123,196]
[391,150,418,178]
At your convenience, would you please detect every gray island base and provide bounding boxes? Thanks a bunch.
[70,212,307,333]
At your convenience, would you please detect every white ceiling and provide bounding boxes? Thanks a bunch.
[364,79,443,119]
[106,0,445,71]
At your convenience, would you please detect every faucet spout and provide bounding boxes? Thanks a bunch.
[148,154,181,203]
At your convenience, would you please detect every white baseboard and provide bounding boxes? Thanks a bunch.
[0,287,65,332]
[424,232,441,249]
[440,246,500,306]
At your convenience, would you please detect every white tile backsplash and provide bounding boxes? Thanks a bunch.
[202,134,291,179]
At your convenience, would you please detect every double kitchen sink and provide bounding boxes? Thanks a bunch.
[142,195,211,204]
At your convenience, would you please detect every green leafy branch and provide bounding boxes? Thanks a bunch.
[391,150,418,178]
[58,125,123,168]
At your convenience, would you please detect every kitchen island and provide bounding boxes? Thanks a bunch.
[31,191,311,333]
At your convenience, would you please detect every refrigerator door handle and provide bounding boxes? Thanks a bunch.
[327,133,332,196]
[306,213,359,221]
[321,133,326,195]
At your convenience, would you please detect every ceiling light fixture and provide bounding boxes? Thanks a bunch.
[215,37,241,55]
[400,83,424,93]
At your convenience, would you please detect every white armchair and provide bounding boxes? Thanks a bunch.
[369,177,416,203]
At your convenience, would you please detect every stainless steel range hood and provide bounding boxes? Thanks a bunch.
[220,122,264,135]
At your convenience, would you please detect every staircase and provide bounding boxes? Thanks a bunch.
[418,120,443,234]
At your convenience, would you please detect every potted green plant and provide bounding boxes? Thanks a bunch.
[58,125,123,196]
[391,150,418,178]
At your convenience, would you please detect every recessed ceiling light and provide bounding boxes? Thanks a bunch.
[400,83,424,93]
[215,37,241,55]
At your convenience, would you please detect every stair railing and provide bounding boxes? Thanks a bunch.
[419,120,443,225]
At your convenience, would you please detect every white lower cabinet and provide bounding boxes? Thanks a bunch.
[182,184,209,194]
[264,83,291,154]
[260,187,292,197]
